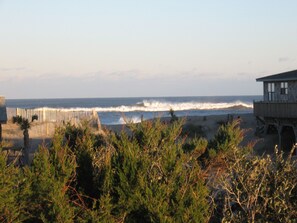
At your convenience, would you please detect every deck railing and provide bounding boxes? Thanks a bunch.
[253,101,297,118]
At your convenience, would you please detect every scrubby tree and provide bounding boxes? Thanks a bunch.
[95,119,210,222]
[217,143,297,222]
[25,129,86,223]
[169,108,178,123]
[63,122,108,201]
[5,115,297,222]
[0,149,29,222]
[12,115,38,164]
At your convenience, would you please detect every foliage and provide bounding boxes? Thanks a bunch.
[210,119,243,152]
[12,116,30,131]
[218,146,297,222]
[25,130,82,223]
[64,123,108,200]
[64,123,96,198]
[0,149,29,223]
[169,108,178,123]
[207,119,245,161]
[182,137,208,158]
[2,117,297,222]
[100,119,210,222]
[12,115,39,164]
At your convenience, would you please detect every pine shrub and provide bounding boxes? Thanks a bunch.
[0,149,29,223]
[25,130,81,223]
[97,119,210,222]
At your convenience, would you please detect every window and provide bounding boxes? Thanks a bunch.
[268,83,275,101]
[281,82,288,95]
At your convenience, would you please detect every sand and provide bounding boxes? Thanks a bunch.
[2,113,273,159]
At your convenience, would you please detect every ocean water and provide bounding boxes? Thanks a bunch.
[6,96,261,125]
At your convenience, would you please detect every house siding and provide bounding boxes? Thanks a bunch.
[263,81,297,102]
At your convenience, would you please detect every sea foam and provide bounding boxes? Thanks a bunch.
[33,100,253,113]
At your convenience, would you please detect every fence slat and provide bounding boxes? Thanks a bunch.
[8,108,100,125]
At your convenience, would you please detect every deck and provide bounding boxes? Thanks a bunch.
[254,101,297,119]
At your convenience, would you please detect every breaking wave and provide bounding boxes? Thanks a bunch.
[34,100,253,113]
[117,116,142,124]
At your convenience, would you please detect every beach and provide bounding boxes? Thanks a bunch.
[3,108,278,161]
[104,113,268,152]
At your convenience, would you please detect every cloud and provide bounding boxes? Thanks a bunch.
[165,68,224,80]
[0,74,30,82]
[0,67,26,72]
[278,57,290,63]
[237,72,250,77]
[36,69,149,82]
[0,67,38,82]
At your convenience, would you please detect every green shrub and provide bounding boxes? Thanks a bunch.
[169,109,178,123]
[64,123,108,200]
[208,148,217,159]
[211,119,243,152]
[0,149,28,223]
[98,119,210,222]
[207,119,244,160]
[6,116,295,222]
[182,137,208,158]
[25,130,82,223]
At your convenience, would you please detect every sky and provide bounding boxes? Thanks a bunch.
[1,0,297,99]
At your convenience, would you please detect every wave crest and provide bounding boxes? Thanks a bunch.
[33,100,253,113]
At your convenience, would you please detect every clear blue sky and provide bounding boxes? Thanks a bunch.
[1,0,297,99]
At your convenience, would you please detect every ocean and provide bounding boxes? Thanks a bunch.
[6,96,261,125]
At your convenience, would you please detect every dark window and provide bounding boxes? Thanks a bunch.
[268,83,275,101]
[280,82,288,95]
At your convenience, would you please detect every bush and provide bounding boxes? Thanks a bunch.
[64,123,97,199]
[25,130,80,223]
[182,137,208,158]
[209,119,243,153]
[218,146,297,222]
[98,119,210,222]
[5,117,296,222]
[0,149,28,222]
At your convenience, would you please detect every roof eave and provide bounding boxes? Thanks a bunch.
[256,78,297,82]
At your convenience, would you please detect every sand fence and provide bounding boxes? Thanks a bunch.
[6,107,101,138]
[3,108,101,163]
[8,108,99,123]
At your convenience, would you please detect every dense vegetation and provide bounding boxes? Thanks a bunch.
[1,117,297,222]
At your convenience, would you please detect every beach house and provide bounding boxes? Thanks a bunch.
[0,97,7,141]
[254,69,297,149]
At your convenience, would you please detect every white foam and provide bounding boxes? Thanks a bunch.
[33,100,253,113]
[118,116,142,124]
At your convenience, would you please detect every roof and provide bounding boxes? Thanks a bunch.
[0,97,7,124]
[256,69,297,82]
